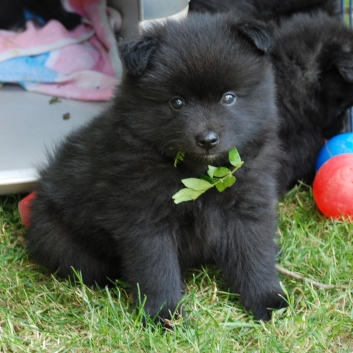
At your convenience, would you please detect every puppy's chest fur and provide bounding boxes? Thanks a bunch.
[163,165,251,254]
[172,197,232,267]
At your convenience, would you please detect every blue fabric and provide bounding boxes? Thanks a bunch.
[0,52,58,83]
[24,10,46,25]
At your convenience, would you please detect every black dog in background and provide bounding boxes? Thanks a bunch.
[190,0,353,194]
[0,0,81,30]
[189,0,341,21]
[26,13,287,323]
[271,11,353,194]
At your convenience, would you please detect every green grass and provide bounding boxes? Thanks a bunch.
[1,3,353,352]
[2,5,353,347]
[1,188,352,352]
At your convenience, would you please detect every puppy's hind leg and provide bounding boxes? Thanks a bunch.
[26,211,120,287]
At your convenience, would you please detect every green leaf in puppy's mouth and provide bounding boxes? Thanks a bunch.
[172,148,243,203]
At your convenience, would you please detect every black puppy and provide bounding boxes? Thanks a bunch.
[271,12,353,194]
[26,13,287,323]
[0,0,81,30]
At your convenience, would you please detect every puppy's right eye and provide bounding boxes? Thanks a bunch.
[169,97,185,110]
[221,92,236,105]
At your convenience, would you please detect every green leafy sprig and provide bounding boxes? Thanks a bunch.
[174,151,185,167]
[172,148,243,204]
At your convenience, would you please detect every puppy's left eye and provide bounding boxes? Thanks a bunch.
[221,92,236,105]
[169,97,185,110]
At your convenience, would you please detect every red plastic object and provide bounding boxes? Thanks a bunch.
[313,154,353,221]
[18,192,36,227]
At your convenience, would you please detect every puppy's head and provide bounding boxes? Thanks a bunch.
[116,13,278,166]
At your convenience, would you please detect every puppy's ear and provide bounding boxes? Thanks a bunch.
[336,59,353,82]
[236,21,273,54]
[119,37,158,77]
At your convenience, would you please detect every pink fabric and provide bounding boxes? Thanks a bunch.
[0,21,94,62]
[0,0,121,101]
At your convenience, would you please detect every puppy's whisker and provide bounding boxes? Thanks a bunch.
[158,134,185,156]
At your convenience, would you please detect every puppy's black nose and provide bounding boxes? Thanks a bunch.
[196,131,219,150]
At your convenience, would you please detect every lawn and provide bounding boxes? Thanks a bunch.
[1,1,353,351]
[0,187,352,353]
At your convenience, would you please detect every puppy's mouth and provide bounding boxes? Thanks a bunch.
[164,146,228,166]
[187,151,226,165]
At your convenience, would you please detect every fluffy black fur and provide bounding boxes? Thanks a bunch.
[0,0,81,30]
[26,13,287,323]
[271,12,353,194]
[189,0,341,21]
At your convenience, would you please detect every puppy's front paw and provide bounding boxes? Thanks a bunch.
[140,302,184,330]
[245,289,288,321]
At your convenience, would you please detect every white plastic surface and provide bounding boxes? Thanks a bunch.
[0,85,106,194]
